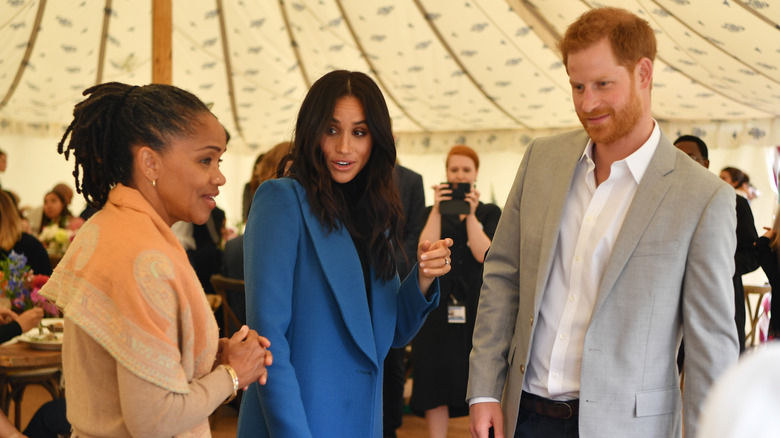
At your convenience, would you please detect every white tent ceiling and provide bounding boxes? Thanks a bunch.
[2,0,780,156]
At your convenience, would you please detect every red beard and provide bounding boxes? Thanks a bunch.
[578,85,642,146]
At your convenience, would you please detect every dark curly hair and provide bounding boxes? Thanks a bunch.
[57,82,212,209]
[286,70,404,281]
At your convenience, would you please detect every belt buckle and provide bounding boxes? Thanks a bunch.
[553,401,574,420]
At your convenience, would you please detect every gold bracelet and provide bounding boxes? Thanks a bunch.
[222,364,239,404]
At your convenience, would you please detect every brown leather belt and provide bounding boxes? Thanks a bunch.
[520,391,579,420]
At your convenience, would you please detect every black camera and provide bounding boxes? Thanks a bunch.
[440,182,470,215]
[448,182,470,200]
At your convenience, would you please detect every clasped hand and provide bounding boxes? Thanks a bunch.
[216,325,273,389]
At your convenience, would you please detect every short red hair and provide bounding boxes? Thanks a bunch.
[558,7,656,72]
[446,145,479,170]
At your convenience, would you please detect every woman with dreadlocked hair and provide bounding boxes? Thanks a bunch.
[236,70,453,438]
[39,82,272,437]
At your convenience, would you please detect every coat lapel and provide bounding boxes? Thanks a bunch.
[593,134,676,314]
[293,185,378,367]
[534,132,590,308]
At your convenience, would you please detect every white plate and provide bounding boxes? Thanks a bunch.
[41,318,64,333]
[41,318,64,325]
[18,332,63,350]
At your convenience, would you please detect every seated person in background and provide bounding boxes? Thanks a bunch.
[0,398,70,438]
[4,191,32,236]
[0,191,52,276]
[36,183,77,235]
[23,398,70,438]
[0,307,43,344]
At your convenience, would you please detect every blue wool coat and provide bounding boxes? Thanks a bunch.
[237,178,440,438]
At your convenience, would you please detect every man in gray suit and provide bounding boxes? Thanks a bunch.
[467,7,738,438]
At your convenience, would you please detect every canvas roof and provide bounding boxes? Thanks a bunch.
[2,0,779,155]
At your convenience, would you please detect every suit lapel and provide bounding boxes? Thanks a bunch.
[593,134,676,314]
[534,132,589,307]
[293,185,378,367]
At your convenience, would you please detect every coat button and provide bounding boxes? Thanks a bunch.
[530,316,534,326]
[520,364,525,373]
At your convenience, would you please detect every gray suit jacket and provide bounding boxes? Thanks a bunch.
[467,129,739,438]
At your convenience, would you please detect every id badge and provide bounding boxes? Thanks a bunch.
[448,305,466,324]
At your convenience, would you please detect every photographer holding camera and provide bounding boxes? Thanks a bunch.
[410,145,501,438]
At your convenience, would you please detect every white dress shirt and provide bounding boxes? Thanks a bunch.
[523,123,661,400]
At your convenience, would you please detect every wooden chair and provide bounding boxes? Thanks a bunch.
[207,275,246,428]
[3,368,62,428]
[209,274,245,338]
[744,284,772,347]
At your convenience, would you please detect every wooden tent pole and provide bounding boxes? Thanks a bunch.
[95,0,113,85]
[152,0,172,84]
[0,0,47,110]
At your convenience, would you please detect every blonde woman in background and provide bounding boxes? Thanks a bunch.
[0,191,52,276]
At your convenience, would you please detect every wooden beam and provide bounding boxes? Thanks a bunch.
[95,0,113,85]
[278,0,311,89]
[216,0,243,140]
[152,0,172,84]
[412,0,528,129]
[335,0,428,132]
[505,0,562,58]
[0,0,47,110]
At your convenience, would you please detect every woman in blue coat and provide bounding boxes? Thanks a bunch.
[237,70,453,438]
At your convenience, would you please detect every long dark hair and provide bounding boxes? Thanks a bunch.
[721,166,749,188]
[287,70,403,281]
[57,82,212,208]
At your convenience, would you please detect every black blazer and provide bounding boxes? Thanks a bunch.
[394,165,425,279]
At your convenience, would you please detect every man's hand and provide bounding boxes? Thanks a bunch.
[470,401,504,438]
